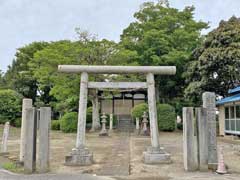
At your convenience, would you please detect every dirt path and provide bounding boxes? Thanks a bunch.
[94,132,130,176]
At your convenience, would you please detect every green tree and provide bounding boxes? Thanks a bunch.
[31,35,117,114]
[120,1,208,102]
[0,70,6,89]
[0,89,22,124]
[4,42,49,101]
[185,16,240,102]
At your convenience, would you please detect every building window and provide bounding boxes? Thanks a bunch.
[225,105,240,134]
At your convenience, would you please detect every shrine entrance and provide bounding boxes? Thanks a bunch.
[58,65,176,166]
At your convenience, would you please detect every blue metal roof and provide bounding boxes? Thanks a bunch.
[228,86,240,94]
[216,93,240,105]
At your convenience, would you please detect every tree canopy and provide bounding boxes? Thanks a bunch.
[2,1,240,121]
[120,2,208,101]
[185,16,240,102]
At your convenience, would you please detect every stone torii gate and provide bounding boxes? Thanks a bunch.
[58,65,176,165]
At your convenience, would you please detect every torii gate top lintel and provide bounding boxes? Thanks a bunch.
[58,65,176,75]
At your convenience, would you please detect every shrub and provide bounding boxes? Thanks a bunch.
[51,120,60,130]
[177,123,183,130]
[60,112,78,133]
[131,103,148,120]
[0,89,22,125]
[157,104,176,131]
[14,118,22,128]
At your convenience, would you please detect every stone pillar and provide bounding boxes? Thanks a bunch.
[109,114,113,131]
[183,107,198,171]
[196,107,208,171]
[20,98,32,162]
[99,113,108,136]
[143,73,171,164]
[1,122,10,154]
[140,112,149,136]
[24,108,37,173]
[65,72,93,166]
[218,106,225,136]
[91,90,101,131]
[38,107,51,173]
[136,117,140,130]
[202,92,218,170]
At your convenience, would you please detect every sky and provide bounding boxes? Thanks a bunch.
[1,0,240,72]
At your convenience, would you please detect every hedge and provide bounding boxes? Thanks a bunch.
[60,112,78,133]
[157,104,176,131]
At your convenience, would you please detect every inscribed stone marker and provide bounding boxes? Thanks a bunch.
[24,108,36,173]
[1,122,10,154]
[202,92,218,170]
[183,107,198,171]
[38,107,51,173]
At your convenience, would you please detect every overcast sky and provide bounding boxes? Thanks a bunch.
[1,0,240,72]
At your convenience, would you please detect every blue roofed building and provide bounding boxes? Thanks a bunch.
[217,86,240,136]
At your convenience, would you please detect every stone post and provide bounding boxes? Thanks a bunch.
[90,90,101,131]
[38,107,51,173]
[1,122,10,154]
[99,113,108,136]
[202,92,218,170]
[65,72,93,166]
[20,98,32,162]
[136,117,140,130]
[143,73,171,164]
[196,107,208,171]
[109,114,113,131]
[183,107,198,171]
[140,112,149,136]
[24,108,37,173]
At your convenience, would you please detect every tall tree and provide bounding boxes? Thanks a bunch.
[120,1,208,102]
[0,70,6,89]
[185,16,240,102]
[4,42,49,101]
[31,37,117,113]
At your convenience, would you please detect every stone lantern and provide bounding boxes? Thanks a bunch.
[99,113,108,136]
[140,111,149,136]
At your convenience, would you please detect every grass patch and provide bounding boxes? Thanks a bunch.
[2,162,24,173]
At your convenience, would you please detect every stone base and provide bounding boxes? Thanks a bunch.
[65,148,93,166]
[99,130,108,136]
[143,147,171,164]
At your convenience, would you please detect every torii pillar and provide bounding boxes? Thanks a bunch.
[65,72,93,165]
